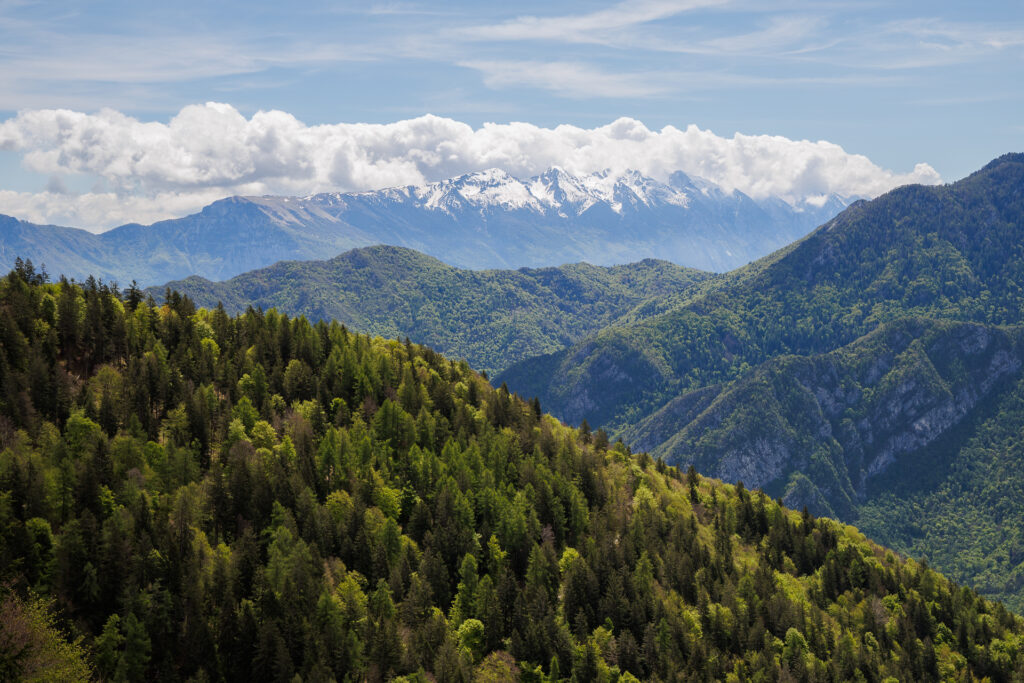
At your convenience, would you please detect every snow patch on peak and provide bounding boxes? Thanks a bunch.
[531,167,607,212]
[458,176,538,211]
[668,171,727,199]
[449,168,516,187]
[410,168,542,213]
[616,171,689,209]
[298,167,850,221]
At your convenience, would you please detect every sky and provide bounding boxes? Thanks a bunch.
[0,0,1021,230]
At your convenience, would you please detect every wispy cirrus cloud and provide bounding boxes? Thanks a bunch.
[0,1,1020,114]
[0,0,1018,200]
[700,15,827,54]
[456,0,726,44]
[755,16,1024,71]
[0,29,369,111]
[363,2,454,16]
[457,3,1024,70]
[459,61,675,99]
[863,19,1024,69]
[460,59,906,99]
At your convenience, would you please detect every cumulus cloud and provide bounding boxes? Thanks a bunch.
[0,103,941,231]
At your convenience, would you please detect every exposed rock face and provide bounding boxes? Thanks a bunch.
[626,319,1024,518]
[718,437,793,489]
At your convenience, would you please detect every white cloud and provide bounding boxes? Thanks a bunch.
[0,103,941,230]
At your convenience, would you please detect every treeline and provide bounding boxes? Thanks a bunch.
[1,260,1024,681]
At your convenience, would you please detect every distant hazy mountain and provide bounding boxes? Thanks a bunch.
[0,168,851,285]
[151,245,711,376]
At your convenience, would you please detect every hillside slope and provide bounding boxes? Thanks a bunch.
[627,319,1024,518]
[857,371,1024,611]
[2,267,1023,680]
[151,246,711,376]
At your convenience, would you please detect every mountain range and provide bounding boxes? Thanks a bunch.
[0,167,850,285]
[7,149,1024,632]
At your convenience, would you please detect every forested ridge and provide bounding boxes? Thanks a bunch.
[2,263,1024,681]
[150,246,710,377]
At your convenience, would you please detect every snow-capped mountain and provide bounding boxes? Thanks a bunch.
[249,167,851,270]
[0,168,853,285]
[367,167,692,216]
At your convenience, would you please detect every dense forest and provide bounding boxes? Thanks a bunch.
[3,262,1024,681]
[151,246,709,377]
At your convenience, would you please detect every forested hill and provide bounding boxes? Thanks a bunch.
[149,246,711,376]
[3,267,1024,681]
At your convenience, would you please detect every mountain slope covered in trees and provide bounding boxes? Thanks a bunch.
[152,246,711,376]
[499,153,1024,608]
[856,370,1024,612]
[625,318,1024,515]
[3,266,1023,680]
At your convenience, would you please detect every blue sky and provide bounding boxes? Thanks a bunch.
[0,0,1021,228]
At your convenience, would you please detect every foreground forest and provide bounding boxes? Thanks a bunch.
[3,264,1024,681]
